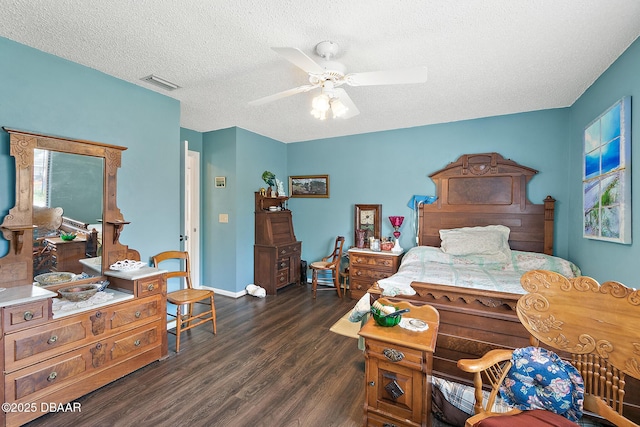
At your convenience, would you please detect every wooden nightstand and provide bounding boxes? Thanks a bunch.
[348,249,403,300]
[359,299,439,427]
[44,236,87,274]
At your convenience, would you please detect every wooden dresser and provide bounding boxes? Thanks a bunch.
[0,270,167,427]
[44,236,87,274]
[0,128,169,426]
[254,193,301,295]
[348,248,403,300]
[359,299,439,427]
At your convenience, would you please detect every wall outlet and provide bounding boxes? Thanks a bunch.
[219,214,229,223]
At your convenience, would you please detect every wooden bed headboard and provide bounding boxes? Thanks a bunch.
[419,153,555,255]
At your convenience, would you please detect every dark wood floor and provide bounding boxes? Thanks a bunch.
[25,284,367,427]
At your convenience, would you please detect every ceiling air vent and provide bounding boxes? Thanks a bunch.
[140,74,180,91]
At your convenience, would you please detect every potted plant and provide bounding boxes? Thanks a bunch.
[262,171,276,196]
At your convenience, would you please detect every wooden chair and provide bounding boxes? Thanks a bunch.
[310,236,345,298]
[152,250,216,353]
[457,270,640,427]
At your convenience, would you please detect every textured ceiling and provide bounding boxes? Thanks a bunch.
[1,0,639,143]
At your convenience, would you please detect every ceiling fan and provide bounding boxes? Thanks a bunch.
[249,41,428,120]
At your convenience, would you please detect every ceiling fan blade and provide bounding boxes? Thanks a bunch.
[345,66,428,87]
[271,47,325,75]
[249,84,317,106]
[333,88,360,119]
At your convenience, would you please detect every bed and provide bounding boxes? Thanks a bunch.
[365,152,640,423]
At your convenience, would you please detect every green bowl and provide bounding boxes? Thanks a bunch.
[371,306,402,327]
[60,233,76,241]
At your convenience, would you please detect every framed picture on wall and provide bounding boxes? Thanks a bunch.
[355,204,381,248]
[583,96,631,244]
[289,175,329,198]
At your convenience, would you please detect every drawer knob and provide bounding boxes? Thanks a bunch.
[368,381,375,387]
[134,340,141,347]
[147,284,155,291]
[135,311,141,318]
[280,262,286,268]
[96,343,102,350]
[383,348,404,362]
[47,335,58,345]
[95,311,102,318]
[23,311,34,321]
[47,372,58,382]
[383,423,398,427]
[280,249,286,254]
[356,271,362,276]
[279,277,285,282]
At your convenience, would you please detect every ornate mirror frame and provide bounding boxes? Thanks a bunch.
[0,128,139,288]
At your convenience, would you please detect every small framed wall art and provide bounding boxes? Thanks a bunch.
[215,176,226,188]
[289,175,329,198]
[355,204,381,248]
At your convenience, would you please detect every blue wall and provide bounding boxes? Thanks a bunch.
[3,32,639,292]
[200,127,287,294]
[567,37,640,286]
[0,37,180,264]
[287,109,572,266]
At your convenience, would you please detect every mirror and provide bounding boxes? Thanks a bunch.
[0,127,138,289]
[32,149,104,277]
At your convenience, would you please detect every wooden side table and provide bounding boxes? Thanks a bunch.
[359,299,439,427]
[44,236,87,274]
[348,248,403,300]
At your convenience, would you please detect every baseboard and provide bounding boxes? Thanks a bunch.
[195,285,247,298]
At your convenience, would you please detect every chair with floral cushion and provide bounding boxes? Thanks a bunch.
[457,269,640,427]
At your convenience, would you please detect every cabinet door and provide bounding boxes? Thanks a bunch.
[366,357,424,423]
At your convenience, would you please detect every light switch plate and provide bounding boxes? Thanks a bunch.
[219,214,228,223]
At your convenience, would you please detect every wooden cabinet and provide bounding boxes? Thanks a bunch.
[348,249,403,300]
[0,272,166,427]
[0,129,168,426]
[359,300,439,427]
[45,237,87,274]
[254,193,301,295]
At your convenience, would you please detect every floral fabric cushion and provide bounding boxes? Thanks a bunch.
[500,347,584,422]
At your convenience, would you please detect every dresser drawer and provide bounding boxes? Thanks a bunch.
[12,319,86,364]
[110,296,161,329]
[2,299,51,332]
[350,254,396,270]
[12,353,87,400]
[110,324,159,361]
[277,258,290,270]
[136,275,164,297]
[276,242,300,258]
[351,266,395,282]
[366,340,426,371]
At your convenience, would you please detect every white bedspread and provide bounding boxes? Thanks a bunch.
[377,246,580,296]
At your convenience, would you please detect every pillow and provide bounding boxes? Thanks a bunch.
[500,347,584,422]
[440,225,511,259]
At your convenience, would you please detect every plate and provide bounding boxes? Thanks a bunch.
[109,259,146,271]
[34,272,76,286]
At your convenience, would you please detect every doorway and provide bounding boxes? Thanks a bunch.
[184,146,201,287]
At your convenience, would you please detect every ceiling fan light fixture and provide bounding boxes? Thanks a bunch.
[312,93,331,112]
[330,98,348,118]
